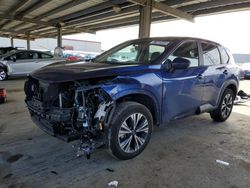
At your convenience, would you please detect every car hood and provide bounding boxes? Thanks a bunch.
[31,61,157,83]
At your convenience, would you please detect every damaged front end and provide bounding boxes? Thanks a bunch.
[24,77,115,158]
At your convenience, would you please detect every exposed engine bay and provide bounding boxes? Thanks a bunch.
[24,77,115,159]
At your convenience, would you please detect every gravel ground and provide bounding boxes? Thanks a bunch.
[0,78,250,188]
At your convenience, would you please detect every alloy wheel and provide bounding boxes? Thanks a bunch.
[221,93,233,118]
[0,70,7,80]
[118,113,149,153]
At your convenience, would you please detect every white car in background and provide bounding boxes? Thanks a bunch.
[0,50,64,81]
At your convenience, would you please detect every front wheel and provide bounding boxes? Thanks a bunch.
[0,68,8,81]
[210,88,235,122]
[109,102,153,160]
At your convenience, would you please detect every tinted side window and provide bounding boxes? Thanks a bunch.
[40,53,53,59]
[168,41,199,67]
[16,52,32,60]
[31,52,39,59]
[202,43,221,66]
[218,46,229,64]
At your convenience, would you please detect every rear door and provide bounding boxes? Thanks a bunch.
[201,42,229,106]
[36,52,58,68]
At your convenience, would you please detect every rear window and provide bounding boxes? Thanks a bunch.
[201,43,221,66]
[219,46,229,64]
[40,53,53,59]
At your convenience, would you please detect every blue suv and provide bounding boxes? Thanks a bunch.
[24,37,240,159]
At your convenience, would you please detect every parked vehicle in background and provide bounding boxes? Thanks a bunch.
[63,50,99,62]
[0,50,64,80]
[0,88,7,104]
[24,37,240,160]
[0,47,17,56]
[240,63,250,79]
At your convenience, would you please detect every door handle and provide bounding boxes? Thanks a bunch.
[196,74,203,79]
[223,70,228,75]
[216,66,226,70]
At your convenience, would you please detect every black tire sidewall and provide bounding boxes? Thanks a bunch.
[0,68,8,81]
[109,102,153,160]
[212,89,234,121]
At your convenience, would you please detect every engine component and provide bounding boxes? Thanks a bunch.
[25,77,114,158]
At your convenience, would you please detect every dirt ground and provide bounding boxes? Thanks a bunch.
[0,78,250,188]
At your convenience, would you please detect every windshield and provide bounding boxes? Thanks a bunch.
[0,50,17,59]
[95,40,171,64]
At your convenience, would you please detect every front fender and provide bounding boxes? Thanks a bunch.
[101,76,162,125]
[0,62,8,73]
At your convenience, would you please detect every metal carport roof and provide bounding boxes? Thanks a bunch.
[0,0,250,40]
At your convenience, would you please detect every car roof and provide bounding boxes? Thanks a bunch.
[128,36,221,46]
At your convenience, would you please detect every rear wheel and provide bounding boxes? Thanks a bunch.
[109,102,153,160]
[0,68,8,81]
[210,89,234,122]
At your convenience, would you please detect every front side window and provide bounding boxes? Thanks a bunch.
[16,52,32,60]
[202,43,221,66]
[95,40,170,64]
[168,41,199,67]
[32,52,39,59]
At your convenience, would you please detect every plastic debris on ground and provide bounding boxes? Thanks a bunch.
[216,159,229,166]
[108,180,118,187]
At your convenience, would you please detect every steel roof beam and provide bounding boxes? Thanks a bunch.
[0,28,44,38]
[58,1,115,22]
[17,0,52,18]
[9,0,31,14]
[65,5,139,27]
[31,26,95,35]
[128,0,194,22]
[92,1,250,30]
[35,0,89,20]
[87,11,173,30]
[0,33,35,40]
[192,1,250,15]
[0,14,94,34]
[0,14,57,26]
[178,0,250,12]
[0,0,30,29]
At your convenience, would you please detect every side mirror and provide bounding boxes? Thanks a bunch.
[172,57,190,70]
[10,56,16,62]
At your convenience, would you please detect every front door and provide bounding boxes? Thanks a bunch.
[161,41,204,122]
[8,51,38,75]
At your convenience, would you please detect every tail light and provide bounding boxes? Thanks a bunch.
[0,88,7,97]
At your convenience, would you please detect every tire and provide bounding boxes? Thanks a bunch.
[210,88,235,122]
[109,101,153,160]
[0,68,8,81]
